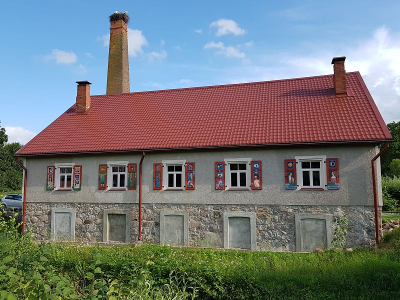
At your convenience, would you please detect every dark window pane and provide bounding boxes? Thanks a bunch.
[231,173,238,187]
[120,174,125,187]
[66,175,72,188]
[313,171,320,186]
[311,162,320,168]
[67,168,72,173]
[168,166,174,172]
[175,165,182,172]
[239,172,246,186]
[60,168,65,174]
[302,162,310,169]
[119,166,125,172]
[168,174,174,187]
[113,174,118,187]
[176,174,182,187]
[303,171,310,186]
[230,164,238,170]
[239,164,246,170]
[112,167,118,172]
[60,176,65,187]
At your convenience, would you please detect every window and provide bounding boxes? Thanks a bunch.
[225,158,251,190]
[54,163,75,190]
[111,166,126,188]
[163,160,185,190]
[296,156,326,189]
[107,161,128,190]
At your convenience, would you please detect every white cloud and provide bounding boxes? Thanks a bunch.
[74,64,87,75]
[147,50,167,62]
[160,39,165,46]
[5,127,36,145]
[98,29,148,57]
[85,53,95,59]
[44,49,77,64]
[210,19,245,36]
[178,79,194,85]
[204,41,246,58]
[174,46,181,50]
[195,29,202,34]
[128,29,148,57]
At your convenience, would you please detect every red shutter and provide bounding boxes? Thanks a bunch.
[46,166,55,191]
[98,164,107,190]
[326,158,339,190]
[215,162,225,190]
[72,165,82,191]
[127,163,137,190]
[153,163,163,190]
[251,161,262,190]
[284,159,297,190]
[185,162,195,190]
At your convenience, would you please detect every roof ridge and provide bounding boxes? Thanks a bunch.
[91,72,360,98]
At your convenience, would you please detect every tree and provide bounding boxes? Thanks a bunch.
[381,121,400,176]
[0,121,23,192]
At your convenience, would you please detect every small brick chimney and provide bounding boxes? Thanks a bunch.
[76,81,91,113]
[331,56,347,95]
[106,11,130,95]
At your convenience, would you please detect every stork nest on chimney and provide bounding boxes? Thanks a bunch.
[109,12,130,23]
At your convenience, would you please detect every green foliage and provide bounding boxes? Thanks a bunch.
[381,121,400,175]
[0,121,23,192]
[383,189,398,211]
[332,215,349,249]
[2,221,400,300]
[382,176,400,210]
[389,159,400,176]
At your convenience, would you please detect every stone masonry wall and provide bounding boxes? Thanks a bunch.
[25,203,376,251]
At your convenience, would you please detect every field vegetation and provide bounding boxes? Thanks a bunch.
[1,213,400,299]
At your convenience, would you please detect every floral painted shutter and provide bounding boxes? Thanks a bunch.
[153,163,163,190]
[185,162,195,190]
[284,159,297,190]
[326,158,339,190]
[46,166,55,191]
[251,161,262,190]
[72,165,82,191]
[98,164,107,190]
[215,162,225,190]
[127,163,137,190]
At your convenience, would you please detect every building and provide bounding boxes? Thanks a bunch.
[15,12,392,252]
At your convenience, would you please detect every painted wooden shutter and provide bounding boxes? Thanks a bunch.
[127,163,137,190]
[284,159,297,190]
[46,166,55,191]
[251,161,262,190]
[98,164,107,190]
[215,162,225,190]
[326,158,339,190]
[72,165,82,191]
[185,162,195,190]
[153,163,163,190]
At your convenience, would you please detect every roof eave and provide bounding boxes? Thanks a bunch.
[15,138,393,158]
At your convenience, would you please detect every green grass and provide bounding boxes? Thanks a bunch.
[2,213,400,299]
[382,214,400,223]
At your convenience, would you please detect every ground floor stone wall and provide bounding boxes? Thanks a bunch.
[25,203,377,251]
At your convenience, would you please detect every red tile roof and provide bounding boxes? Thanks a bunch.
[16,72,392,156]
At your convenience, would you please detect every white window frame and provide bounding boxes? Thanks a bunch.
[162,160,186,190]
[107,161,128,190]
[54,163,75,190]
[224,158,251,190]
[295,156,326,189]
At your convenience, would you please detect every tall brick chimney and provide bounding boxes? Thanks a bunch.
[331,56,347,95]
[106,12,130,95]
[76,81,91,113]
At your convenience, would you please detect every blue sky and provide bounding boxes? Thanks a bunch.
[1,0,400,144]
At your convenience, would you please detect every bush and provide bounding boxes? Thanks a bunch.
[383,189,399,211]
[382,176,400,210]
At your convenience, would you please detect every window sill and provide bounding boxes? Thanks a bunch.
[55,189,72,192]
[227,188,250,191]
[300,188,325,191]
[165,189,184,191]
[108,188,127,191]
